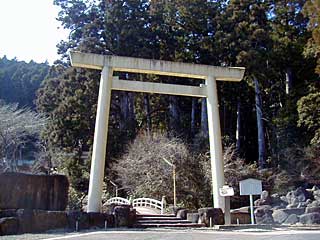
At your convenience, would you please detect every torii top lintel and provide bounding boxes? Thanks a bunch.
[69,51,245,82]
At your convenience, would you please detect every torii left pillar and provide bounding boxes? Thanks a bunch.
[87,66,113,212]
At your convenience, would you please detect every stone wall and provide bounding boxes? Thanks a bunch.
[0,173,69,211]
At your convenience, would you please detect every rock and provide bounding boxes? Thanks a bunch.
[0,173,69,211]
[307,200,320,208]
[280,196,288,203]
[0,209,17,218]
[286,204,298,209]
[254,206,274,224]
[198,208,224,226]
[17,209,68,233]
[231,212,251,224]
[255,191,272,206]
[305,207,320,214]
[282,208,305,216]
[313,190,320,201]
[286,187,307,205]
[297,202,308,208]
[88,213,114,229]
[0,217,19,235]
[171,207,184,216]
[283,214,299,225]
[177,209,188,220]
[299,212,320,224]
[272,209,289,224]
[66,211,89,230]
[271,194,286,207]
[113,205,135,227]
[187,213,199,223]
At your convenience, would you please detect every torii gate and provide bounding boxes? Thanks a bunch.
[69,51,245,213]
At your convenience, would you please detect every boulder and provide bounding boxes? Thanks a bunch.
[254,206,274,224]
[66,211,89,230]
[282,208,305,216]
[187,213,199,223]
[0,173,69,211]
[307,200,320,208]
[305,207,320,214]
[231,212,251,224]
[177,209,188,220]
[198,208,224,226]
[0,209,17,218]
[286,187,307,205]
[88,213,114,229]
[0,217,19,235]
[113,205,136,227]
[17,209,68,233]
[283,214,298,225]
[171,207,184,216]
[272,209,288,224]
[313,190,320,201]
[255,191,272,206]
[299,212,320,225]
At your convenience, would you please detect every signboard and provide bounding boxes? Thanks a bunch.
[219,185,234,197]
[239,178,262,196]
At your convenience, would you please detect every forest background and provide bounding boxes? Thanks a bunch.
[0,0,319,210]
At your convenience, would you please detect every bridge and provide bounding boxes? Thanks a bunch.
[106,197,165,215]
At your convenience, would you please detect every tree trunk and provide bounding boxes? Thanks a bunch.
[236,100,241,153]
[169,96,180,135]
[254,77,266,168]
[144,94,152,134]
[285,67,293,95]
[120,92,136,134]
[201,98,208,136]
[191,98,197,137]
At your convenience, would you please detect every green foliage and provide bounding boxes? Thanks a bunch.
[297,92,320,145]
[33,0,320,207]
[303,0,320,74]
[0,56,49,107]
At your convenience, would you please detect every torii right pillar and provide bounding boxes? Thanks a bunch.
[206,75,225,210]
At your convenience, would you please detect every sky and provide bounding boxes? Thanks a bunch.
[0,0,70,65]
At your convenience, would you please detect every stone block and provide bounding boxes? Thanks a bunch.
[0,173,69,211]
[88,212,114,228]
[272,209,288,224]
[231,212,251,224]
[0,209,17,218]
[198,208,224,226]
[283,214,298,225]
[0,217,19,235]
[187,213,199,223]
[17,209,68,233]
[299,212,320,225]
[305,207,320,214]
[177,209,188,220]
[66,211,89,230]
[254,205,274,224]
[114,205,132,227]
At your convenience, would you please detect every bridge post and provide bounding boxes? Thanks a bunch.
[87,66,113,212]
[206,75,225,211]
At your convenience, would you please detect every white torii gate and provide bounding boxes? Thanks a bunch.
[69,51,245,213]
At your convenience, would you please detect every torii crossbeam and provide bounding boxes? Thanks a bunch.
[69,51,245,213]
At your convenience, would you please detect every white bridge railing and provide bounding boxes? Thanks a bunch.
[106,197,130,205]
[133,197,165,214]
[106,197,165,214]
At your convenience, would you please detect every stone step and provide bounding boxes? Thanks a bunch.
[137,214,176,218]
[133,223,205,228]
[137,216,182,221]
[136,219,192,224]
